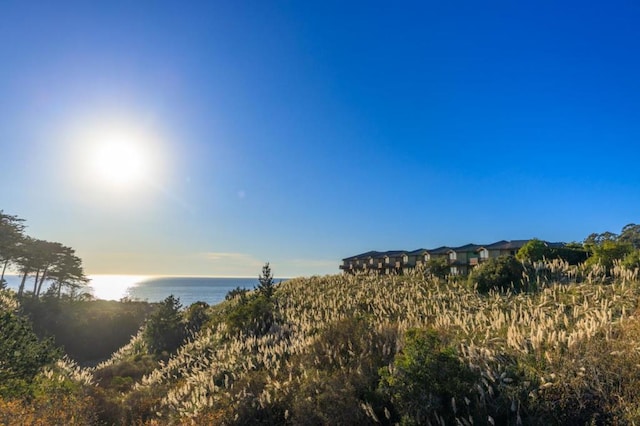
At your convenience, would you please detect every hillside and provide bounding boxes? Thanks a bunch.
[2,261,640,424]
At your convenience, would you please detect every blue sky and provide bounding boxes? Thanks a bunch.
[1,1,639,277]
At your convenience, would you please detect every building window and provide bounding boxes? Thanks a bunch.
[424,254,430,261]
[402,255,408,263]
[449,251,457,261]
[450,266,458,275]
[479,249,488,259]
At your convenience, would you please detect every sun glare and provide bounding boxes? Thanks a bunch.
[79,124,163,193]
[88,275,151,300]
[91,138,148,187]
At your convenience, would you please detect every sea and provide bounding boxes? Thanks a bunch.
[1,274,284,306]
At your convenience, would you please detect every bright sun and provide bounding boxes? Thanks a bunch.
[86,127,158,191]
[91,138,148,187]
[69,117,167,198]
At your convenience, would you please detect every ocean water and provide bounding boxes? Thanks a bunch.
[1,274,282,306]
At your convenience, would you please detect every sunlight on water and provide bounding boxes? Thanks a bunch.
[88,275,151,300]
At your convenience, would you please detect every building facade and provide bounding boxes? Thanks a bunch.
[339,240,562,276]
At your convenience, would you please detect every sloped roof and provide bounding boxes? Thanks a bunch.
[481,240,530,250]
[342,240,566,262]
[427,245,453,255]
[407,248,429,256]
[451,243,481,252]
[381,250,407,258]
[341,250,381,261]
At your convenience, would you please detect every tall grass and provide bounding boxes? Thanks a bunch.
[21,260,640,423]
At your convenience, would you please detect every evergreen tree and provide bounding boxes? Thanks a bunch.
[143,295,186,355]
[257,262,275,300]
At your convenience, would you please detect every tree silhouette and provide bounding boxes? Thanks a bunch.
[0,211,25,286]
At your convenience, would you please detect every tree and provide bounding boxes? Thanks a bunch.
[257,262,276,300]
[584,231,618,248]
[28,240,64,299]
[143,295,186,355]
[48,246,88,299]
[468,256,527,293]
[619,223,640,249]
[0,211,25,285]
[15,237,40,298]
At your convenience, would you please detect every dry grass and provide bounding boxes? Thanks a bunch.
[8,260,640,424]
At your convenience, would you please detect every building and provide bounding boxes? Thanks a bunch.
[340,239,563,276]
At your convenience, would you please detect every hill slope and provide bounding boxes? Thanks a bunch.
[4,263,640,424]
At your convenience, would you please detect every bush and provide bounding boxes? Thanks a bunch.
[184,301,209,336]
[424,257,449,279]
[287,318,397,425]
[225,286,248,301]
[468,256,527,293]
[623,250,640,270]
[378,328,478,425]
[585,240,634,274]
[0,311,61,397]
[225,294,275,336]
[516,239,550,262]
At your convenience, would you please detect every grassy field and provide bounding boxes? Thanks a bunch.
[3,260,640,424]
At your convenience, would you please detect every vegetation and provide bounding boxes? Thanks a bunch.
[1,262,640,423]
[20,296,152,364]
[379,328,478,424]
[0,210,89,299]
[5,219,640,424]
[0,307,61,398]
[225,263,278,336]
[257,262,276,300]
[517,238,588,265]
[424,256,450,279]
[584,223,640,275]
[142,295,187,356]
[468,255,527,293]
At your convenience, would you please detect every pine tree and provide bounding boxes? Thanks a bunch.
[257,262,275,300]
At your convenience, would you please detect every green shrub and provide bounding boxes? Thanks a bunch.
[424,257,450,279]
[468,256,527,293]
[184,301,209,336]
[516,239,550,262]
[378,328,478,425]
[225,286,248,301]
[225,294,275,336]
[623,249,640,270]
[585,240,633,274]
[0,311,61,397]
